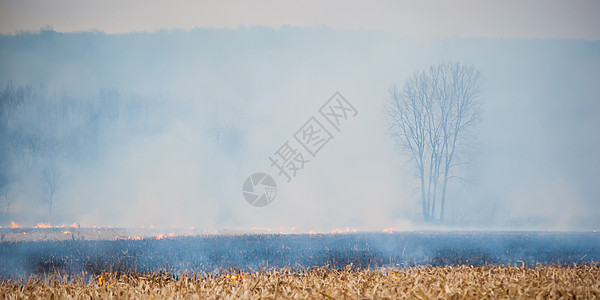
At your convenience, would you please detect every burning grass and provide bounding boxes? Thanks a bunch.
[1,264,599,299]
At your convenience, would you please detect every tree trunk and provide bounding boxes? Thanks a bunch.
[440,168,450,221]
[420,168,428,222]
[49,199,53,223]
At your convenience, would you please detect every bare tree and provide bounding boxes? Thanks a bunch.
[1,187,19,217]
[386,62,482,222]
[43,165,62,223]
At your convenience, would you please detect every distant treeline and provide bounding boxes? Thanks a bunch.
[0,84,169,221]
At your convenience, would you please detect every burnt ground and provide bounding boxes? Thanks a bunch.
[0,231,598,279]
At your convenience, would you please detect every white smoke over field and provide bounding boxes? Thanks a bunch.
[0,28,598,231]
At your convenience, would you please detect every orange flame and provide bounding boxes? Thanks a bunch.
[331,227,355,234]
[382,228,394,234]
[98,275,103,286]
[224,273,247,282]
[11,221,20,228]
[156,234,165,240]
[62,231,71,234]
[35,223,52,229]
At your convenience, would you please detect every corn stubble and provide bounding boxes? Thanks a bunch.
[1,265,599,299]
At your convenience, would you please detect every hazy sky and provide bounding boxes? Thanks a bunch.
[1,0,599,39]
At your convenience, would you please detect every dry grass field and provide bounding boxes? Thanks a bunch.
[1,264,599,299]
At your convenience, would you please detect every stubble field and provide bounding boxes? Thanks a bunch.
[1,265,599,299]
[1,231,599,299]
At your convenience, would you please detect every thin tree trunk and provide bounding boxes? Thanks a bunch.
[48,189,55,224]
[431,173,438,221]
[440,167,449,221]
[420,170,427,222]
[49,198,53,223]
[431,146,443,221]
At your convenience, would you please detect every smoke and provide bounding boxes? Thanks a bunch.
[0,27,598,231]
